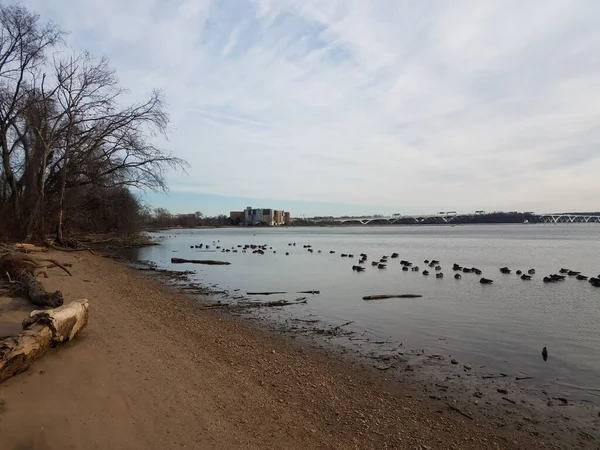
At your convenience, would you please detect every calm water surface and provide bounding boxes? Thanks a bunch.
[135,224,600,402]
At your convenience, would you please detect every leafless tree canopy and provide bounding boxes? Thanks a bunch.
[0,4,186,241]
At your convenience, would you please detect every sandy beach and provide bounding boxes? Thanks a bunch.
[0,251,593,449]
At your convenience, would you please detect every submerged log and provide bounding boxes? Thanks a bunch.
[261,298,307,307]
[17,272,63,308]
[363,294,422,301]
[246,291,287,295]
[0,300,89,383]
[171,258,230,265]
[297,290,320,294]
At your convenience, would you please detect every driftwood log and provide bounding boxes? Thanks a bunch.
[363,294,422,300]
[0,300,89,383]
[171,258,230,265]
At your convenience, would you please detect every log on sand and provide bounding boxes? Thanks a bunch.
[0,300,89,383]
[363,294,422,301]
[17,272,64,308]
[171,258,231,265]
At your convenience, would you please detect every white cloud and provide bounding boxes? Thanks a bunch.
[22,0,600,214]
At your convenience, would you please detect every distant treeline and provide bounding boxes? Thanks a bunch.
[444,212,539,224]
[144,210,600,230]
[145,210,233,229]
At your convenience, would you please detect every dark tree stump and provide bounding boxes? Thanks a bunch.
[16,272,63,308]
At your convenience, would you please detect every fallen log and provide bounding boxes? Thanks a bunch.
[17,272,64,308]
[14,243,49,253]
[44,239,98,255]
[0,300,89,383]
[0,252,71,279]
[363,294,422,300]
[171,258,230,265]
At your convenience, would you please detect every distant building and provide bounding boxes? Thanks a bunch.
[229,211,245,220]
[230,207,290,226]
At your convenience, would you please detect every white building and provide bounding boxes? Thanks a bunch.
[235,207,290,226]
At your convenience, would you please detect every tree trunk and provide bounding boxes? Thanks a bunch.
[0,127,20,223]
[17,272,64,307]
[0,300,89,383]
[56,147,72,243]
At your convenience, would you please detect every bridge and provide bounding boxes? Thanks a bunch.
[307,213,600,225]
[309,213,484,225]
[322,214,461,225]
[538,214,600,223]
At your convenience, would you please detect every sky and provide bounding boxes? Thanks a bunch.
[23,0,600,217]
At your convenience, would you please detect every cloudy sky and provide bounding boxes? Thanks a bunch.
[24,0,600,216]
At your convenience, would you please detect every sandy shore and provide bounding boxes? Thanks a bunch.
[0,251,592,449]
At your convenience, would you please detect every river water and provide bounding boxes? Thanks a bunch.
[132,224,600,403]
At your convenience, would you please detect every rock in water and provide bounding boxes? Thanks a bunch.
[542,346,548,362]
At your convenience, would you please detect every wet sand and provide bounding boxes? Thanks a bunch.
[0,251,596,449]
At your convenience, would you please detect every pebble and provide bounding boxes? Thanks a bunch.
[451,359,459,365]
[463,364,472,370]
[497,388,508,395]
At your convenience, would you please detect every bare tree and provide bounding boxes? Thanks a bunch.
[42,53,186,241]
[0,4,186,242]
[0,4,61,228]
